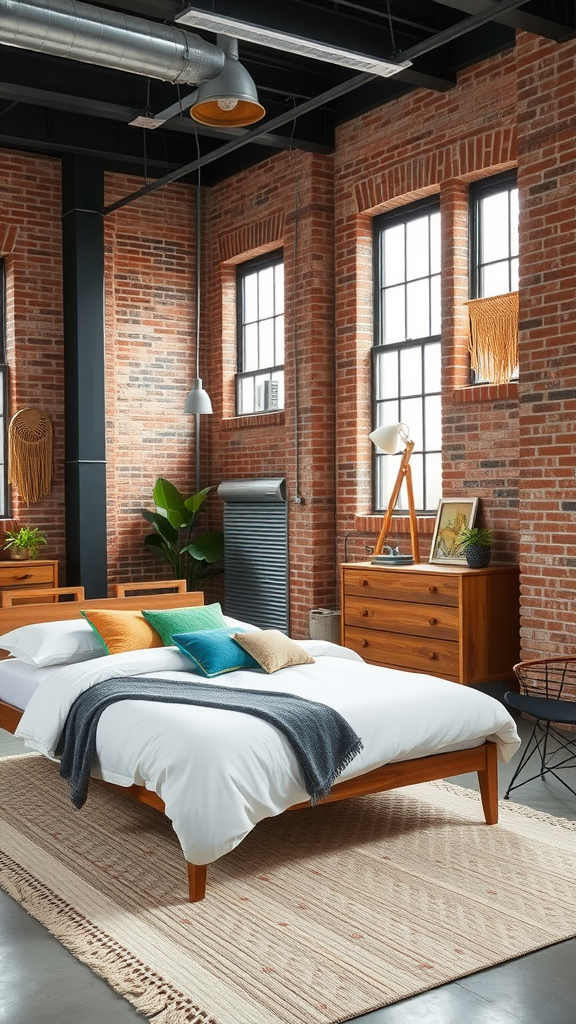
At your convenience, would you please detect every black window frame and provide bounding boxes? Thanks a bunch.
[469,170,519,300]
[372,196,442,516]
[235,249,284,416]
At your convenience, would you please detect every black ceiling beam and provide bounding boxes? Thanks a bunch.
[90,0,179,20]
[104,0,534,214]
[431,0,576,40]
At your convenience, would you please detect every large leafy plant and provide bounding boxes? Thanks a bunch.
[141,478,223,590]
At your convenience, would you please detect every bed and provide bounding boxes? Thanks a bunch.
[0,587,520,902]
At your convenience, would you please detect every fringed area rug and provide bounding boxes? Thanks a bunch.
[1,754,576,1024]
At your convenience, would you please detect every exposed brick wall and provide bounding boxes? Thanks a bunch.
[0,151,66,581]
[2,30,576,661]
[103,173,199,589]
[515,33,576,657]
[206,151,336,637]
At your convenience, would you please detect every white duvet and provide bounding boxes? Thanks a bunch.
[15,639,520,865]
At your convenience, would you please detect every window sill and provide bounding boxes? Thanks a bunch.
[221,411,285,430]
[355,514,436,535]
[452,381,518,403]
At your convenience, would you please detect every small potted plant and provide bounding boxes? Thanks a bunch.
[3,525,48,561]
[457,525,494,569]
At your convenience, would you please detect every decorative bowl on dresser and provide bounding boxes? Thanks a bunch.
[340,561,520,686]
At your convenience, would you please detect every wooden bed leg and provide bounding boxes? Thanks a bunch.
[187,862,207,902]
[477,741,499,824]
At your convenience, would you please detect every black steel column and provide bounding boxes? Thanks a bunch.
[62,156,107,597]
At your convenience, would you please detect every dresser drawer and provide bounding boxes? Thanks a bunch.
[344,568,459,607]
[344,625,460,680]
[344,596,459,641]
[0,563,55,588]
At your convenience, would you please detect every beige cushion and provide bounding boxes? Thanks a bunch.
[233,630,315,673]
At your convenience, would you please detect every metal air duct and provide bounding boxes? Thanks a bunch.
[0,0,225,86]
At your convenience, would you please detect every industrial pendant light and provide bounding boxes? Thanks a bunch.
[190,36,265,128]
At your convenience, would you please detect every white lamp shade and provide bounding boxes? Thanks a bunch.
[184,379,213,415]
[369,422,409,454]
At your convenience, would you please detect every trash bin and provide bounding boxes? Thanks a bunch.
[309,608,341,644]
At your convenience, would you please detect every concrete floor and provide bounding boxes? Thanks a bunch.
[1,701,575,1024]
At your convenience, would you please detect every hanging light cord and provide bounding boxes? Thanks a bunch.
[194,125,201,377]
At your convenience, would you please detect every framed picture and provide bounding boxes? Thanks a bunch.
[429,498,479,565]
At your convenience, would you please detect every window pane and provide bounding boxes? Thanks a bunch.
[272,369,284,409]
[258,265,274,319]
[482,261,510,297]
[274,263,284,314]
[259,318,274,368]
[384,284,405,344]
[406,278,429,340]
[425,452,442,511]
[239,375,254,414]
[400,346,421,396]
[243,323,258,370]
[424,341,441,393]
[406,216,429,280]
[425,394,442,450]
[384,223,405,286]
[375,350,398,401]
[243,272,258,323]
[430,212,441,274]
[510,188,519,257]
[481,192,510,263]
[399,397,422,450]
[430,274,441,336]
[511,257,519,292]
[409,452,424,511]
[275,314,284,364]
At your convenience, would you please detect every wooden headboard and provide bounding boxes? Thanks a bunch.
[0,589,205,658]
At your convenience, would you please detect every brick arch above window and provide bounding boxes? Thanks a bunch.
[0,225,18,257]
[355,127,517,215]
[217,213,285,264]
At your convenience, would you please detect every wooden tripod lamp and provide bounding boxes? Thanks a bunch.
[369,422,420,564]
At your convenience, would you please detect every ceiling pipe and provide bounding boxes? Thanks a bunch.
[0,0,225,86]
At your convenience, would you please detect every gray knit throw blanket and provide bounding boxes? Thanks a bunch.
[56,676,364,810]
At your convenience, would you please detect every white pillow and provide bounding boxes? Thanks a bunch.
[0,618,106,668]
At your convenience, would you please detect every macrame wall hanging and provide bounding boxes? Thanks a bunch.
[8,408,53,504]
[465,291,519,385]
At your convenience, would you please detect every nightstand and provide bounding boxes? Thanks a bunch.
[340,561,520,685]
[0,560,59,598]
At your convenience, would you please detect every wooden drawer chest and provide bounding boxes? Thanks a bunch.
[340,561,520,685]
[0,560,58,596]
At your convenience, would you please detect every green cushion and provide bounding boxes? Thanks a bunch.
[171,627,259,677]
[141,602,227,646]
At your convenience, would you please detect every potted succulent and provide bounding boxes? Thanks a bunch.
[3,524,48,561]
[457,525,494,569]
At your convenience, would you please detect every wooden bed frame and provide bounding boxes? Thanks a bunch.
[0,586,499,903]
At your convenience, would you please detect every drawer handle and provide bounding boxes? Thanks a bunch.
[428,617,437,625]
[360,608,369,617]
[428,585,437,593]
[428,651,438,660]
[359,578,368,587]
[360,639,369,648]
[15,573,33,580]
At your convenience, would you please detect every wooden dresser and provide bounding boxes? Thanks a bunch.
[0,560,58,598]
[340,561,520,685]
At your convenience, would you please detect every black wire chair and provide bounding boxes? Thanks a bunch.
[504,657,576,799]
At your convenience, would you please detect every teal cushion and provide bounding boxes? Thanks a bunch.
[141,603,227,646]
[171,627,259,677]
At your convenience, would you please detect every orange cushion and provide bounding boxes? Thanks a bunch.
[80,609,163,655]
